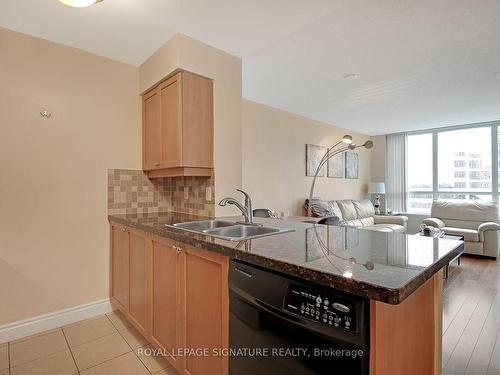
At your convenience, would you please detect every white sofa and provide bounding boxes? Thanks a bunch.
[307,198,408,233]
[423,200,500,258]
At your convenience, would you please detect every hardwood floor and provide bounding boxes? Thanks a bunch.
[442,255,500,375]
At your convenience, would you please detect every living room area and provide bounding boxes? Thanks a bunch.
[298,121,500,375]
[374,124,500,374]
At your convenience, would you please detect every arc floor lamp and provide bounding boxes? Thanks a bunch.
[307,135,374,217]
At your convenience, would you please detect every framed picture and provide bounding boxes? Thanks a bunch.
[345,152,359,179]
[327,151,344,178]
[306,144,327,177]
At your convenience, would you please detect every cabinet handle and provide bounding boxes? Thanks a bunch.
[154,162,161,167]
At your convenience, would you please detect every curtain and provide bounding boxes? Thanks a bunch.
[386,133,407,212]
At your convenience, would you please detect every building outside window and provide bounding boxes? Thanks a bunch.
[405,124,497,213]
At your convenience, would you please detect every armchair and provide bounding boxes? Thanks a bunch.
[423,200,500,258]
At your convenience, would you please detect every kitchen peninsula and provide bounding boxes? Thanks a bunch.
[108,212,464,375]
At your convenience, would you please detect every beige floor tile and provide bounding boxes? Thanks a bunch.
[135,345,171,374]
[63,315,116,347]
[80,352,149,375]
[71,332,131,371]
[0,345,8,370]
[10,328,61,344]
[119,326,148,350]
[10,330,68,367]
[106,311,132,330]
[10,349,77,375]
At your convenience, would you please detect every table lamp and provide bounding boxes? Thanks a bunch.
[368,182,385,214]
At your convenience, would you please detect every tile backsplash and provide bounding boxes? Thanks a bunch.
[108,169,215,217]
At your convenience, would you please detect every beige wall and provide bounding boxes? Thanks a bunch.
[139,34,180,93]
[0,28,372,326]
[0,27,141,325]
[242,100,372,216]
[139,34,243,216]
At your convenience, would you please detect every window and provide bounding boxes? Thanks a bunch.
[469,160,482,169]
[407,134,433,213]
[405,124,497,213]
[438,127,491,193]
[470,171,491,180]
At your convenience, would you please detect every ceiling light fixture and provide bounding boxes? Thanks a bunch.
[58,0,103,7]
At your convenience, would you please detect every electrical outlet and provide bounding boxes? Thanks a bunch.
[184,187,189,200]
[206,187,212,202]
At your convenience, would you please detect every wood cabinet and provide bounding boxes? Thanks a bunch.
[370,269,443,375]
[149,235,185,373]
[110,223,129,312]
[142,70,214,178]
[109,222,229,375]
[128,228,149,334]
[183,244,229,375]
[110,225,149,336]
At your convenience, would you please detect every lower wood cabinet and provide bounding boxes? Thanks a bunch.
[110,224,149,336]
[184,244,229,375]
[150,235,184,373]
[110,224,130,312]
[110,222,229,375]
[128,228,149,334]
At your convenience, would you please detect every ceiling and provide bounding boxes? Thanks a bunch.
[1,0,500,135]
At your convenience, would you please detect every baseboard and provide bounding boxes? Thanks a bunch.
[0,298,115,344]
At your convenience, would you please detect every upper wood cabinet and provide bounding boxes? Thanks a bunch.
[142,70,214,178]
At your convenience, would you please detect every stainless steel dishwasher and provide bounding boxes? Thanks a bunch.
[229,259,370,375]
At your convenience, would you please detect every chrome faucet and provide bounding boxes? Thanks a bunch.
[219,189,254,225]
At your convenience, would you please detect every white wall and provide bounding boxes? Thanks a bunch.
[371,135,386,182]
[242,100,372,216]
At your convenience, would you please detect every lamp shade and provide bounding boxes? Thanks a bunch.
[368,182,385,194]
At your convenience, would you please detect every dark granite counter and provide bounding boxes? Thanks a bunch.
[108,211,464,304]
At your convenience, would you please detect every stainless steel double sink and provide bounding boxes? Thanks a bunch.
[167,220,294,241]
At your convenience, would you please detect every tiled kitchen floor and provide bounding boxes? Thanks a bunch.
[0,311,178,375]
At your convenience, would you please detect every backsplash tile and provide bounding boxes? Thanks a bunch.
[108,169,215,217]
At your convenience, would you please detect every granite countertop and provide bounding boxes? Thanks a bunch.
[108,211,464,304]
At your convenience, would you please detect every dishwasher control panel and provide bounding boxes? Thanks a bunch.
[284,285,357,332]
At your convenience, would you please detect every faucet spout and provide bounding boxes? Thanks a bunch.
[218,189,254,225]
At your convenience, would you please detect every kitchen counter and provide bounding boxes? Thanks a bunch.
[108,211,464,305]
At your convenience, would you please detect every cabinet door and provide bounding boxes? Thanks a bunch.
[150,236,184,372]
[111,224,129,312]
[128,228,148,334]
[159,74,182,167]
[183,244,229,375]
[182,72,214,168]
[143,86,162,170]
